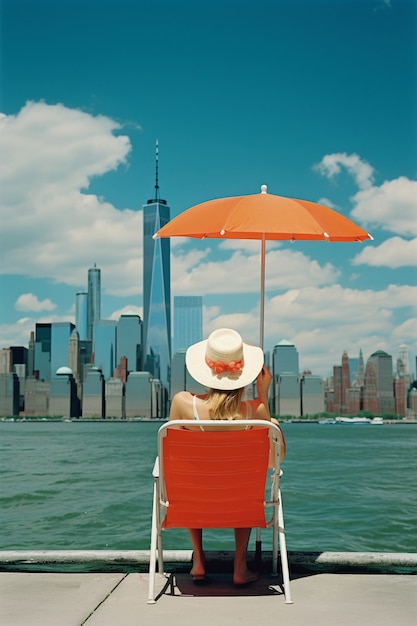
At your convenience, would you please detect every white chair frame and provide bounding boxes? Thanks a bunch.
[148,419,292,604]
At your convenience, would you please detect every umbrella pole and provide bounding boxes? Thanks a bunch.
[256,234,266,565]
[260,234,266,349]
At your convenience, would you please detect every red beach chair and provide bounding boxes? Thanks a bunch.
[147,419,292,604]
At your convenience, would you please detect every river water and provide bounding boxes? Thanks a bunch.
[1,421,416,553]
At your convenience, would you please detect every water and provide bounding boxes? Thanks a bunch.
[1,421,416,554]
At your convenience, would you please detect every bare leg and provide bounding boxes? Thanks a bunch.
[188,528,206,580]
[233,528,259,586]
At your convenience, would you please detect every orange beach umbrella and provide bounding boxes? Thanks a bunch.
[154,185,373,347]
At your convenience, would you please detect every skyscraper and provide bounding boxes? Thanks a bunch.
[367,350,395,414]
[34,322,52,381]
[142,141,171,389]
[272,340,299,376]
[93,320,117,381]
[50,322,75,378]
[87,264,101,342]
[173,296,203,354]
[75,291,88,341]
[116,313,143,372]
[272,340,300,416]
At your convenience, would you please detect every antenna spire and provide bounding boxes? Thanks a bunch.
[154,139,159,200]
[147,139,167,205]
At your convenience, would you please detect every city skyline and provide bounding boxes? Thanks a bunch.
[0,0,416,378]
[4,268,415,383]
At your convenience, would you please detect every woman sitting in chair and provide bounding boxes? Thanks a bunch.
[169,327,286,587]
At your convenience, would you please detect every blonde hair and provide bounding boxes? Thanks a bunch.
[206,387,245,420]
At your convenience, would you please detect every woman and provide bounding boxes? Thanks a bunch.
[169,328,286,586]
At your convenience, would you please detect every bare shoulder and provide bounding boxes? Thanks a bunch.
[169,391,193,420]
[249,399,270,421]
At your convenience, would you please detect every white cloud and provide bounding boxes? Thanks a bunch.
[171,245,340,295]
[314,153,374,190]
[109,305,143,320]
[315,152,417,268]
[0,101,142,295]
[15,293,57,312]
[199,283,417,377]
[351,177,417,237]
[353,236,417,268]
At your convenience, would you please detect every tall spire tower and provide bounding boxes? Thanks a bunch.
[142,140,171,394]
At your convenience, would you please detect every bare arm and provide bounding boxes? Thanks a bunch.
[169,392,187,421]
[253,366,286,462]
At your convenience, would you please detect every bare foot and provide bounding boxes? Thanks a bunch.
[233,568,259,587]
[190,553,206,581]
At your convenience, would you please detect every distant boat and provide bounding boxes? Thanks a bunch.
[318,416,372,425]
[370,417,384,425]
[335,417,371,425]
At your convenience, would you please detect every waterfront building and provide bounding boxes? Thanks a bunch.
[357,349,365,387]
[24,378,50,415]
[300,373,325,415]
[82,368,105,418]
[173,296,203,354]
[93,320,117,381]
[14,363,26,411]
[105,377,125,419]
[276,373,301,417]
[87,264,101,342]
[50,322,75,381]
[0,372,19,416]
[272,340,300,416]
[367,350,395,414]
[28,331,35,377]
[34,323,51,381]
[49,367,79,418]
[410,387,417,417]
[348,357,359,386]
[170,350,206,398]
[125,371,154,419]
[346,386,361,415]
[116,313,142,373]
[333,351,350,415]
[397,344,410,376]
[142,142,171,389]
[68,329,81,383]
[75,291,88,341]
[0,348,12,374]
[79,340,93,382]
[362,359,379,414]
[272,340,299,376]
[8,346,28,370]
[114,355,128,384]
[394,376,406,416]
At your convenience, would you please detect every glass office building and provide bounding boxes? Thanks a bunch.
[368,350,395,413]
[116,314,143,372]
[173,296,203,354]
[142,193,171,388]
[87,264,101,342]
[94,320,117,381]
[76,291,88,341]
[272,340,300,416]
[272,340,299,376]
[34,323,52,381]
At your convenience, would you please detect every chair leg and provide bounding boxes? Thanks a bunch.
[278,489,293,604]
[147,481,159,604]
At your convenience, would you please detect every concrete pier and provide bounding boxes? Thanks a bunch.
[1,551,416,626]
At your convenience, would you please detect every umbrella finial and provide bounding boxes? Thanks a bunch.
[261,184,268,194]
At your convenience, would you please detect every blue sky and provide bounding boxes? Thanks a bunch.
[0,0,416,377]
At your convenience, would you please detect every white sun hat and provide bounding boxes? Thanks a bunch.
[185,328,264,391]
